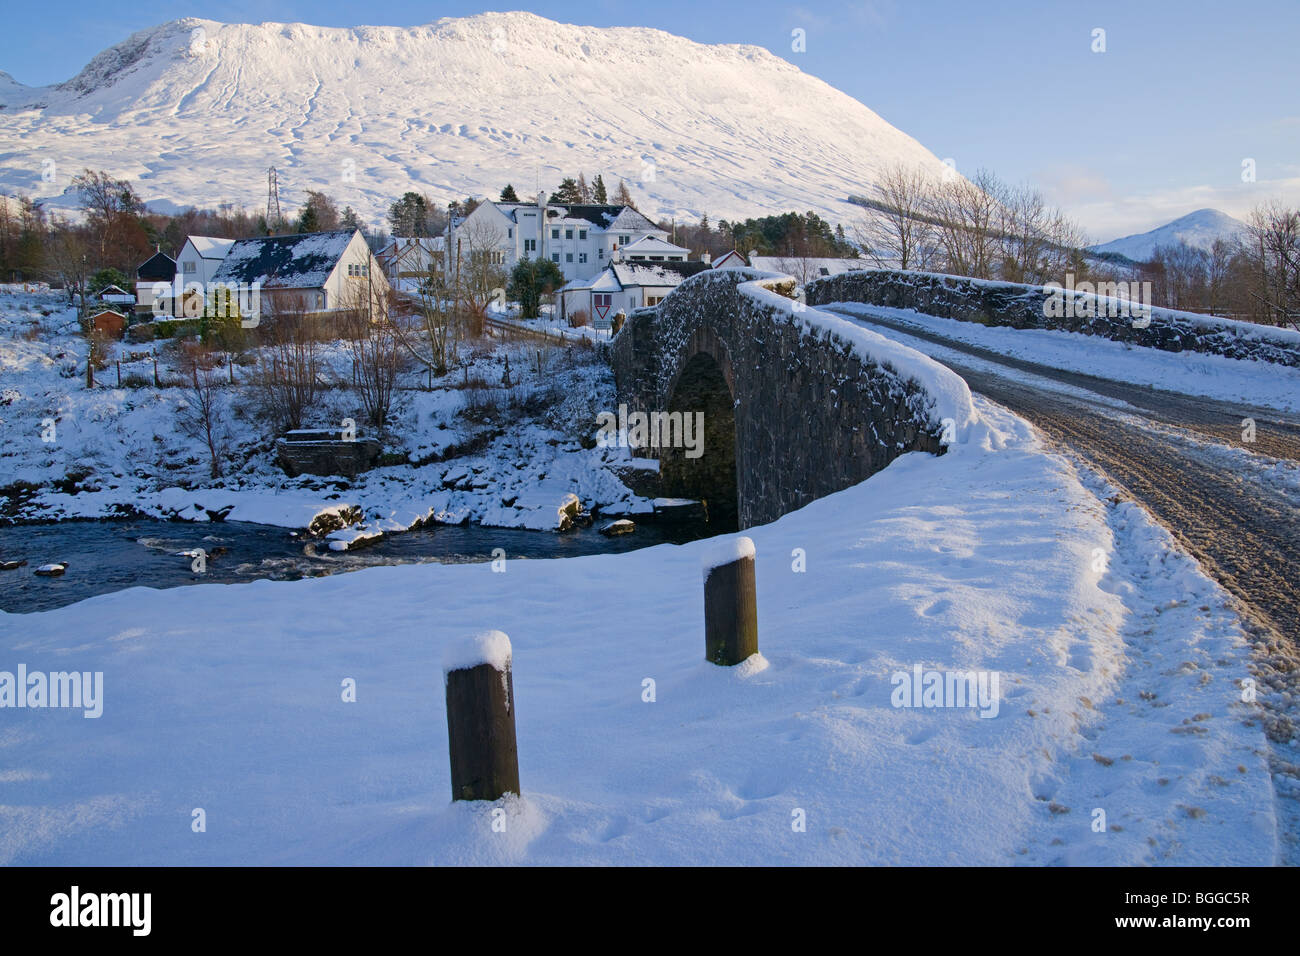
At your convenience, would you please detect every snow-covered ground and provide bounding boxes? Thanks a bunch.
[0,398,1279,865]
[0,287,653,543]
[826,302,1300,414]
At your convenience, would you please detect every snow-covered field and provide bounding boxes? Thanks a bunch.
[0,287,652,542]
[826,302,1300,414]
[0,398,1279,865]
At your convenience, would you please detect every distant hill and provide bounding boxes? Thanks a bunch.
[1090,209,1248,263]
[0,13,953,226]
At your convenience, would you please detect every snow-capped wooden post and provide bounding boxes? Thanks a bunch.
[702,536,758,666]
[443,630,520,801]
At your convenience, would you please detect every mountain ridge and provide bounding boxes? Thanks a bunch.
[0,12,953,227]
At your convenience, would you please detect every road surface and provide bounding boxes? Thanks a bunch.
[823,305,1300,649]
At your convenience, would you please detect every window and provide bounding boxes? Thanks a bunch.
[598,249,604,259]
[182,261,196,274]
[508,228,513,239]
[565,229,573,240]
[646,296,664,307]
[579,253,587,264]
[819,267,830,276]
[619,235,630,246]
[593,293,612,311]
[524,238,536,253]
[551,253,560,263]
[650,255,663,261]
[565,253,573,263]
[551,228,560,239]
[579,229,587,240]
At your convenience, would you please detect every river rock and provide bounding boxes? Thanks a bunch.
[599,519,636,536]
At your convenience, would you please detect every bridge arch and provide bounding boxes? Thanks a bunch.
[609,269,965,530]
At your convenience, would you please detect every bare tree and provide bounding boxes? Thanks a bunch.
[340,286,401,428]
[251,293,322,431]
[1244,201,1300,328]
[853,163,939,270]
[926,168,1000,279]
[449,216,508,320]
[178,345,228,478]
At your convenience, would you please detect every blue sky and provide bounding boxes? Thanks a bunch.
[2,0,1297,240]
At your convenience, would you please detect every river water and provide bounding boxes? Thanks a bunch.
[0,517,711,613]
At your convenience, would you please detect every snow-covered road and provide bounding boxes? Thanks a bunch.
[825,302,1300,863]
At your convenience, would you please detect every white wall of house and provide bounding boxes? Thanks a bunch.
[175,237,234,287]
[321,230,391,311]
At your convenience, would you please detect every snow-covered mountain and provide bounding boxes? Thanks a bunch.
[0,13,952,227]
[1090,208,1249,262]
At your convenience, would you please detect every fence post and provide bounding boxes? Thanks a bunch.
[702,536,758,666]
[443,630,520,801]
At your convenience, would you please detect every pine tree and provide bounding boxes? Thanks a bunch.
[500,184,520,202]
[341,206,363,233]
[549,177,582,204]
[592,174,608,204]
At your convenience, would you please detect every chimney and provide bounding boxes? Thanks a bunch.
[701,251,711,265]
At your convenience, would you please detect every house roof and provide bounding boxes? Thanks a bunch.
[748,256,870,277]
[211,230,359,289]
[712,250,748,268]
[136,250,177,281]
[552,204,660,232]
[621,235,690,256]
[184,236,236,259]
[97,284,131,297]
[609,260,711,289]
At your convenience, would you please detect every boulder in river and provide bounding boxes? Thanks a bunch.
[0,559,27,571]
[35,563,67,577]
[599,519,636,537]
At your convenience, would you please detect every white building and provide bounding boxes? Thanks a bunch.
[559,259,711,325]
[620,235,690,263]
[175,236,236,286]
[210,229,389,315]
[711,250,748,270]
[377,236,445,290]
[446,197,668,285]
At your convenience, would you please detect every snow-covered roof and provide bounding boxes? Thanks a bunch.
[185,236,236,260]
[749,256,869,277]
[621,235,690,256]
[610,260,711,289]
[712,250,748,268]
[212,230,359,289]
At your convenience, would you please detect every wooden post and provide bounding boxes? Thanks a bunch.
[86,340,94,389]
[444,630,520,802]
[702,536,758,666]
[153,356,159,388]
[116,359,121,388]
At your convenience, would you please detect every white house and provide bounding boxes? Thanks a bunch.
[446,197,668,285]
[210,229,389,315]
[620,235,690,263]
[559,259,712,325]
[377,236,445,290]
[711,250,748,270]
[176,236,235,286]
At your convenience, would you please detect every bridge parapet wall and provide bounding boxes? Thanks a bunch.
[805,269,1300,367]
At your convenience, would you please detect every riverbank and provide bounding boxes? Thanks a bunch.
[0,286,659,544]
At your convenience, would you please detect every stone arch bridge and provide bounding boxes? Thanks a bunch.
[608,269,967,531]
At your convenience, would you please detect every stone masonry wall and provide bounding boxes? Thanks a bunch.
[804,270,1300,368]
